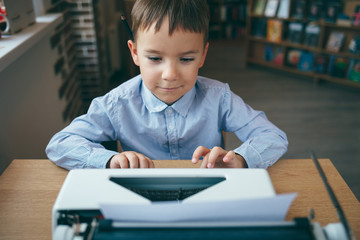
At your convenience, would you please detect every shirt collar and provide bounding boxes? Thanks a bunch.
[141,80,196,117]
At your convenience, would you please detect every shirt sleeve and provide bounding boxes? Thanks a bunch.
[221,85,288,169]
[45,96,119,170]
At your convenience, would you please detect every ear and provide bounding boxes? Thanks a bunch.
[128,40,140,66]
[199,42,209,68]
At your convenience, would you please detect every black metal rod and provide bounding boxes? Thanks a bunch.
[310,151,354,240]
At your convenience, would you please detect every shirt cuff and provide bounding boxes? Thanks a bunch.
[87,148,119,168]
[234,143,264,169]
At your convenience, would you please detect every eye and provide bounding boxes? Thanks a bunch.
[180,57,195,63]
[148,56,162,62]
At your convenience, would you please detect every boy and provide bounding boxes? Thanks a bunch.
[46,0,288,169]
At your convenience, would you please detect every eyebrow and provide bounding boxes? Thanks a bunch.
[144,49,200,55]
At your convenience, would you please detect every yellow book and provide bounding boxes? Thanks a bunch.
[267,19,282,42]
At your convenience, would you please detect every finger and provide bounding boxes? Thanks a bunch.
[118,155,129,168]
[207,146,226,168]
[192,146,210,164]
[148,159,155,168]
[223,150,236,163]
[109,155,121,168]
[138,155,153,168]
[138,156,148,168]
[126,152,139,168]
[200,154,210,168]
[111,154,128,168]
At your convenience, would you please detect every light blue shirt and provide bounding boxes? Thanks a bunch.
[46,75,288,169]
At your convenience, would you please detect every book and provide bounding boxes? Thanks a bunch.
[328,55,350,78]
[285,49,302,68]
[291,0,306,19]
[220,5,242,22]
[304,24,320,47]
[313,53,329,74]
[277,0,290,19]
[209,5,220,23]
[264,45,273,61]
[336,13,351,27]
[237,3,247,23]
[253,0,267,15]
[251,18,267,37]
[287,22,303,44]
[353,5,360,27]
[298,52,314,72]
[324,2,341,23]
[348,35,360,55]
[220,5,227,21]
[347,59,360,82]
[225,24,233,39]
[267,19,282,42]
[264,0,279,17]
[326,31,345,52]
[273,46,284,65]
[308,1,323,21]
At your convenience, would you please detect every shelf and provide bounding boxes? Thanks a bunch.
[0,13,63,72]
[316,74,360,89]
[322,23,360,31]
[250,14,310,22]
[248,36,320,51]
[248,36,360,60]
[247,58,360,89]
[247,57,315,77]
[246,0,360,89]
[250,14,360,29]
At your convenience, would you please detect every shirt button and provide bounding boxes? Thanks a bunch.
[166,108,173,114]
[169,124,174,129]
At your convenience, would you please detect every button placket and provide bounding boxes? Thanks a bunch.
[165,107,179,159]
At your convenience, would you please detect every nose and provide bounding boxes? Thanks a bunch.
[162,61,177,81]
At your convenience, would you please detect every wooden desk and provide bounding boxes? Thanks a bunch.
[0,159,359,240]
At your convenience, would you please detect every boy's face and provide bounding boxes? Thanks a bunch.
[128,17,209,105]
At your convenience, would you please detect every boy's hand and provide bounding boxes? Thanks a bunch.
[192,146,248,168]
[107,152,155,168]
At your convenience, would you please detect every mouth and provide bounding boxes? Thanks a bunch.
[159,86,182,92]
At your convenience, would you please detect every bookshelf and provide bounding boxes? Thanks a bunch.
[245,0,360,89]
[43,0,134,121]
[207,0,247,40]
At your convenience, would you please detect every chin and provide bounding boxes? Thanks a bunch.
[163,97,179,105]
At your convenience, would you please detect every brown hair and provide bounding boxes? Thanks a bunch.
[130,0,210,43]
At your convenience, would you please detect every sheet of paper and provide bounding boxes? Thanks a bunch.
[100,193,297,222]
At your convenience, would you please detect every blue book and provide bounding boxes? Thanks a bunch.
[313,54,329,74]
[264,45,273,62]
[347,59,360,82]
[298,52,314,72]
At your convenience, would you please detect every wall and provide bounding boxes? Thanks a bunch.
[344,1,360,16]
[0,30,67,174]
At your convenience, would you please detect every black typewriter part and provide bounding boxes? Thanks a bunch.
[127,186,207,201]
[109,176,226,202]
[89,217,319,240]
[55,213,326,240]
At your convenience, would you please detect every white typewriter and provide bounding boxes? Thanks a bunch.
[52,158,353,240]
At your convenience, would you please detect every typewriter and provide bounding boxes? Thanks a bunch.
[52,153,354,240]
